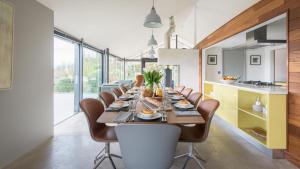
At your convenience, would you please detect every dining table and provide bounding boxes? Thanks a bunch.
[97,88,205,125]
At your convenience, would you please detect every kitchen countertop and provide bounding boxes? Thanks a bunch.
[204,81,288,95]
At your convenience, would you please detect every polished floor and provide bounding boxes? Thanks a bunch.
[4,113,298,169]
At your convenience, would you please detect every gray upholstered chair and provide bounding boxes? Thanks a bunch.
[115,124,181,169]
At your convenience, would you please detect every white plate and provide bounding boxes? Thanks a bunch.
[110,102,129,109]
[119,95,134,99]
[174,103,194,109]
[167,91,177,94]
[137,113,162,120]
[172,96,184,100]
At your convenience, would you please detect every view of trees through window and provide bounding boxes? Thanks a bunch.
[125,61,141,80]
[54,37,76,124]
[83,47,102,98]
[109,56,124,82]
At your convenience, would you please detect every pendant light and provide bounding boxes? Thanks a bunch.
[148,46,156,55]
[148,30,158,46]
[144,0,162,28]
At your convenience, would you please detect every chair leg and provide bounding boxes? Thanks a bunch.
[108,156,117,169]
[94,155,105,169]
[174,143,206,169]
[181,157,190,169]
[94,147,105,164]
[193,147,207,163]
[93,142,122,169]
[111,154,122,159]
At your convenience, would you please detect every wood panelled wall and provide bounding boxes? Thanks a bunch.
[196,0,300,167]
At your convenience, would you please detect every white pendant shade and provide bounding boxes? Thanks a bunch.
[144,6,162,28]
[148,46,156,55]
[148,34,158,46]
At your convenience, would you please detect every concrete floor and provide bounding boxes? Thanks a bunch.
[4,113,298,169]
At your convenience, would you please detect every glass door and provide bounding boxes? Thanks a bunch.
[53,37,77,124]
[83,47,102,98]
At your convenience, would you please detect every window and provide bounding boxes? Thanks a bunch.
[109,55,124,82]
[53,37,77,124]
[125,61,141,80]
[83,47,102,98]
[53,30,105,125]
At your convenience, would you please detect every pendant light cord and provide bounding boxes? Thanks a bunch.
[152,0,154,7]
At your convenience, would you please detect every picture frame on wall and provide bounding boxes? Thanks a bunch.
[207,55,217,65]
[250,55,261,65]
[0,1,14,90]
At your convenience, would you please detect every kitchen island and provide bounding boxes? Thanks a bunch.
[204,81,287,150]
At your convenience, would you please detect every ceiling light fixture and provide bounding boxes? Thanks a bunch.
[148,46,156,56]
[148,30,158,46]
[144,0,162,28]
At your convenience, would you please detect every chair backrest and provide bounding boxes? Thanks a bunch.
[80,98,105,141]
[174,85,185,93]
[134,74,144,87]
[115,124,181,169]
[187,92,202,107]
[120,85,128,94]
[197,99,219,141]
[99,91,115,107]
[181,88,193,98]
[112,87,123,98]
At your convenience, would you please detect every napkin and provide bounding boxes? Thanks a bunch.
[113,112,132,123]
[175,111,200,116]
[142,100,159,110]
[106,107,129,112]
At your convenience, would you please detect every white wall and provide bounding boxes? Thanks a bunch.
[158,49,199,91]
[177,0,259,46]
[0,0,53,168]
[204,47,223,82]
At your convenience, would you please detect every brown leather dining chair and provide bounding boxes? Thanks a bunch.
[181,88,193,98]
[187,92,203,107]
[80,98,121,169]
[112,87,123,98]
[175,99,220,169]
[175,85,185,93]
[99,92,115,108]
[120,85,128,94]
[134,74,144,87]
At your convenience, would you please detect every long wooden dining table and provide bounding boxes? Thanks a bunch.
[97,96,205,125]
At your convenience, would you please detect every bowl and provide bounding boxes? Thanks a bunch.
[220,79,236,84]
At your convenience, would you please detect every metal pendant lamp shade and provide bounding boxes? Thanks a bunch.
[148,46,156,56]
[144,5,162,28]
[148,34,158,46]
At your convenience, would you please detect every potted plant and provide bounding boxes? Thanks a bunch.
[143,65,163,97]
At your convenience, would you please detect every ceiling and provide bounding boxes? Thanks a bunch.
[37,0,259,58]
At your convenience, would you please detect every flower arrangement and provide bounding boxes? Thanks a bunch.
[143,65,163,90]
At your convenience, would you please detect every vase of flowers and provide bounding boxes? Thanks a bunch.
[143,65,163,97]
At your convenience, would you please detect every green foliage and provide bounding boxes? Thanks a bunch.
[55,78,74,92]
[144,69,163,89]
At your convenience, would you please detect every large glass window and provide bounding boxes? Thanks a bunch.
[54,37,77,124]
[109,56,124,82]
[125,61,141,80]
[83,47,102,98]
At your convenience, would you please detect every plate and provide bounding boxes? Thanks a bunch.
[137,113,162,120]
[172,96,184,100]
[119,95,134,100]
[167,91,177,94]
[174,103,194,109]
[110,102,129,109]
